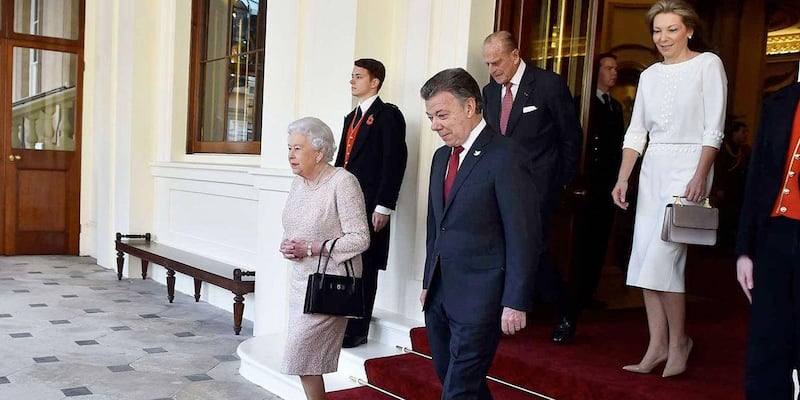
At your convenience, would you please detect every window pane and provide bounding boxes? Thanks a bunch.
[15,0,80,40]
[231,0,260,57]
[227,52,260,142]
[205,0,231,61]
[11,47,78,151]
[201,58,228,142]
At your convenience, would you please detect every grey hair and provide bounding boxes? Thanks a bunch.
[483,31,518,53]
[287,117,337,162]
[420,68,483,113]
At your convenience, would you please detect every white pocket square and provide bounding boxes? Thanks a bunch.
[523,105,538,113]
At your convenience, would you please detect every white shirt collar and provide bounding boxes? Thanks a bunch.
[509,60,526,87]
[358,94,379,113]
[596,88,609,101]
[458,119,486,156]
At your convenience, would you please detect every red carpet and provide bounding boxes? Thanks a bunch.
[330,247,749,399]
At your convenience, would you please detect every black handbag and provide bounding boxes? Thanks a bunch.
[303,238,365,319]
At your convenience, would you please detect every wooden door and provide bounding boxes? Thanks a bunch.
[1,0,83,255]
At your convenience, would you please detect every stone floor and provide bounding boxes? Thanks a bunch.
[0,255,282,400]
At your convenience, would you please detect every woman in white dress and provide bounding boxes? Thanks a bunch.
[279,117,370,399]
[611,0,727,378]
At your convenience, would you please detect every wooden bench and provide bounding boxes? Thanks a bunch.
[114,232,255,335]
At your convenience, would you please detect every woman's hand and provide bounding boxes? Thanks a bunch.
[611,181,630,210]
[683,175,707,203]
[279,239,309,260]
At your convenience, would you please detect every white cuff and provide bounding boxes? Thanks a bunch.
[374,205,394,216]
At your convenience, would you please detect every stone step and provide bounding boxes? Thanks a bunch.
[238,309,419,400]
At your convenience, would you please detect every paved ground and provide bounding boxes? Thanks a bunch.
[0,255,281,400]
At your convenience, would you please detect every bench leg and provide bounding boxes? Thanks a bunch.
[233,294,245,335]
[166,269,176,303]
[116,250,124,280]
[141,260,149,280]
[193,278,202,302]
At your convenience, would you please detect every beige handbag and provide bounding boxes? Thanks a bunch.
[661,196,719,246]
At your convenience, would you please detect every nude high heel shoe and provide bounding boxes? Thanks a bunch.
[622,356,668,374]
[662,338,693,378]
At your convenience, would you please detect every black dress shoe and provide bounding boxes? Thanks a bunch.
[342,335,367,348]
[551,317,576,344]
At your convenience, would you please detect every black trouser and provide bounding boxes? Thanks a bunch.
[532,189,569,319]
[745,217,800,400]
[573,188,616,308]
[345,265,379,339]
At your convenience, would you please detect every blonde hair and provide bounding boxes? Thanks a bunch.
[646,0,708,52]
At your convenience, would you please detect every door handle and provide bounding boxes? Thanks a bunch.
[8,155,21,161]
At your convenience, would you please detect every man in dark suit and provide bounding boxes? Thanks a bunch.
[420,67,541,400]
[572,53,625,312]
[736,82,800,400]
[335,58,408,348]
[482,31,582,343]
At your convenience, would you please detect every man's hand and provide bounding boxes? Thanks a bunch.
[501,307,526,335]
[737,255,754,304]
[419,289,427,309]
[372,212,390,232]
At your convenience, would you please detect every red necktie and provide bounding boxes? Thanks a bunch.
[500,81,513,135]
[443,146,464,202]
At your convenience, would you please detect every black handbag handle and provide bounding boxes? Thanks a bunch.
[313,237,358,292]
[315,238,337,275]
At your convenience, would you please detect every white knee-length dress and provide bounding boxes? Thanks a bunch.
[623,52,727,293]
[280,168,369,375]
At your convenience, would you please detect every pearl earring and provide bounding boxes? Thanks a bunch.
[688,35,693,39]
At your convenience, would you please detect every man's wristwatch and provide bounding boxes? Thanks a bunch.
[306,241,313,257]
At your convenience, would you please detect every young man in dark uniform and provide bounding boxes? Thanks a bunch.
[335,58,408,348]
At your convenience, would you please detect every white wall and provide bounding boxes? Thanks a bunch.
[81,0,496,335]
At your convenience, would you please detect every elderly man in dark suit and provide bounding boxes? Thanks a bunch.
[481,31,582,343]
[737,81,800,400]
[335,58,408,348]
[420,68,541,400]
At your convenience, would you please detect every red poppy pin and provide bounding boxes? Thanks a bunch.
[366,115,374,125]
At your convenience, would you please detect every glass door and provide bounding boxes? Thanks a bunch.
[496,0,599,120]
[494,0,600,280]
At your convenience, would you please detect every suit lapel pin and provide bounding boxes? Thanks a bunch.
[366,115,374,125]
[473,150,481,156]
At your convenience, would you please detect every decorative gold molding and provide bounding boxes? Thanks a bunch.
[767,33,800,55]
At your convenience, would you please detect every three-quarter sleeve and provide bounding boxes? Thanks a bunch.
[700,54,727,148]
[623,81,647,155]
[328,172,370,265]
